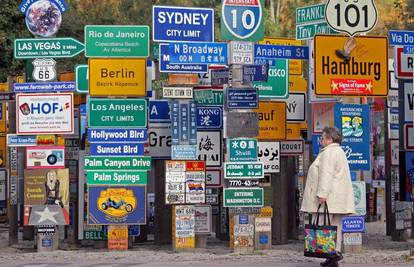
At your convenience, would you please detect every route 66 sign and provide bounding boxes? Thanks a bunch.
[221,0,264,41]
[32,59,57,82]
[325,0,378,36]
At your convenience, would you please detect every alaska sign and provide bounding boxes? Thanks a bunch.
[314,35,388,96]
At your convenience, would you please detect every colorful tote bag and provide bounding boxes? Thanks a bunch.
[304,204,337,258]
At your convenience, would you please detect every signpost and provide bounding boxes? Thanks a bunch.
[159,44,208,73]
[253,59,289,99]
[257,141,280,173]
[228,41,254,65]
[228,138,257,162]
[32,59,56,82]
[227,88,258,109]
[221,0,264,41]
[169,42,228,65]
[255,101,286,140]
[89,58,147,97]
[153,6,214,43]
[196,107,223,129]
[84,25,149,57]
[88,99,147,128]
[84,156,152,171]
[224,162,264,179]
[14,38,84,59]
[325,0,378,36]
[223,188,264,207]
[295,3,336,40]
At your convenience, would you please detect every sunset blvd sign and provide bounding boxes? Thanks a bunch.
[14,38,84,59]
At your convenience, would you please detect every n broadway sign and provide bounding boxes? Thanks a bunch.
[14,38,84,59]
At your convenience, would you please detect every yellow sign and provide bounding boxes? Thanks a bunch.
[169,74,199,85]
[36,135,56,146]
[59,72,74,81]
[108,225,128,251]
[314,35,388,97]
[0,83,8,91]
[255,101,286,140]
[97,188,136,218]
[89,58,146,97]
[0,136,5,167]
[289,76,307,93]
[287,123,302,139]
[260,37,303,75]
[258,206,273,218]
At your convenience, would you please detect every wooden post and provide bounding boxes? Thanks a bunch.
[272,157,289,244]
[154,160,172,245]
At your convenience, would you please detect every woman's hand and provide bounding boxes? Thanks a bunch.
[317,197,326,204]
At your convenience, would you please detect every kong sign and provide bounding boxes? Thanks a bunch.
[314,35,388,97]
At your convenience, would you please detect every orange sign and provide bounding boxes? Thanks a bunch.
[108,225,128,251]
[255,101,286,140]
[289,76,307,93]
[314,35,388,97]
[260,37,303,75]
[169,74,199,85]
[287,123,302,139]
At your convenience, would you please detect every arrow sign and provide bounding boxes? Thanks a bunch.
[14,38,85,59]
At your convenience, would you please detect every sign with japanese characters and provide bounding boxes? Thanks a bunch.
[228,138,257,162]
[197,131,222,167]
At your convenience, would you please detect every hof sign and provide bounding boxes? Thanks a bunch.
[325,0,378,36]
[221,0,264,41]
[32,59,56,82]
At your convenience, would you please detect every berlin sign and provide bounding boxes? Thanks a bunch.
[325,0,378,36]
[314,35,388,96]
[221,0,264,41]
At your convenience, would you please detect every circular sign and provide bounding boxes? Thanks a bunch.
[222,0,262,39]
[25,0,62,38]
[325,0,378,36]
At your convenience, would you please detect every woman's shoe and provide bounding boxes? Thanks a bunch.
[320,258,338,267]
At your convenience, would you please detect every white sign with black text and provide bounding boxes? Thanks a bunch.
[197,131,222,167]
[257,141,280,173]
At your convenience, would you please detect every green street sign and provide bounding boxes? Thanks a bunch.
[253,59,289,99]
[84,25,149,57]
[75,64,88,94]
[84,230,107,240]
[84,156,152,171]
[296,3,326,25]
[224,162,264,179]
[153,44,159,61]
[223,188,264,207]
[194,90,224,105]
[296,22,336,40]
[220,0,265,41]
[88,98,147,128]
[87,171,147,185]
[228,138,257,162]
[14,38,84,59]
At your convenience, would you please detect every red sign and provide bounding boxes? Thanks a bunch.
[395,47,413,79]
[330,79,373,95]
[186,161,206,172]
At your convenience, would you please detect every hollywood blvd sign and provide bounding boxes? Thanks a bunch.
[14,38,84,59]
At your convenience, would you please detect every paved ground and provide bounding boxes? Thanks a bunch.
[0,222,413,266]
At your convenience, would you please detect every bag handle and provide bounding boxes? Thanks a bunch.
[315,203,331,226]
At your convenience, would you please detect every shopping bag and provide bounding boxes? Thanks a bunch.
[304,204,337,258]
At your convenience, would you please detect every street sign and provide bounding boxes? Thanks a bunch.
[228,138,257,162]
[152,6,214,43]
[223,188,264,207]
[227,88,258,109]
[196,106,223,129]
[254,44,308,60]
[159,44,208,73]
[255,101,286,140]
[163,87,193,99]
[169,42,228,65]
[84,156,152,171]
[194,89,224,106]
[149,100,170,123]
[0,93,15,101]
[224,162,264,179]
[243,64,268,82]
[282,92,306,122]
[26,146,65,169]
[146,124,172,159]
[84,25,149,57]
[257,141,280,173]
[16,93,74,135]
[169,74,199,85]
[206,169,222,187]
[13,82,75,93]
[87,171,148,185]
[314,35,388,96]
[389,30,414,46]
[325,0,378,36]
[405,124,414,150]
[211,69,230,86]
[88,98,147,128]
[171,145,198,160]
[352,181,366,215]
[227,179,259,187]
[280,140,304,155]
[226,112,259,138]
[228,41,254,65]
[253,59,289,99]
[171,100,197,145]
[88,129,147,143]
[295,3,336,40]
[14,38,84,59]
[75,65,88,94]
[403,82,413,123]
[342,216,365,233]
[90,143,145,156]
[7,134,36,147]
[197,130,222,167]
[221,0,264,41]
[32,59,56,82]
[395,47,413,79]
[89,58,146,97]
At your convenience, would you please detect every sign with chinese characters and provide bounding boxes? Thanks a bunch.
[169,42,228,65]
[197,131,222,167]
[196,106,223,129]
[335,104,370,170]
[228,138,257,162]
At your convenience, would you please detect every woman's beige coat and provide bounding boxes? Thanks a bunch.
[300,143,355,214]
